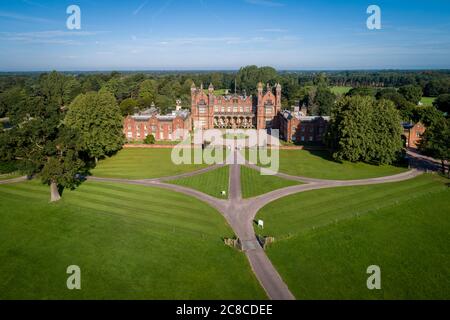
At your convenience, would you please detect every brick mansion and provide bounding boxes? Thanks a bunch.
[123,82,330,143]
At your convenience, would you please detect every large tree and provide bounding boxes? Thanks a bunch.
[399,85,423,105]
[327,96,403,164]
[419,118,450,175]
[0,74,86,202]
[236,65,278,93]
[65,91,124,164]
[433,94,450,115]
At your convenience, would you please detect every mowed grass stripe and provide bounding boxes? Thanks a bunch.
[169,166,230,199]
[0,181,266,299]
[262,180,450,299]
[66,193,222,235]
[76,183,215,219]
[289,179,442,215]
[257,175,446,238]
[92,148,207,180]
[240,166,302,198]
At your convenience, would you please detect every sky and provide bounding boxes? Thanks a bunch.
[0,0,449,71]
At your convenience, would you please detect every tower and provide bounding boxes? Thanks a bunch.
[276,83,282,113]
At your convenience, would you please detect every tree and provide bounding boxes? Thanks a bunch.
[0,85,85,202]
[419,118,450,175]
[412,105,446,127]
[346,87,376,97]
[399,85,423,105]
[236,65,278,93]
[433,94,450,114]
[327,96,402,164]
[376,88,416,121]
[424,80,450,97]
[120,98,139,116]
[144,134,155,145]
[65,91,125,164]
[315,87,336,115]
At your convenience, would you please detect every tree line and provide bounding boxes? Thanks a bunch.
[0,67,449,200]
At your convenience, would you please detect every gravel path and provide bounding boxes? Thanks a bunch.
[87,149,426,300]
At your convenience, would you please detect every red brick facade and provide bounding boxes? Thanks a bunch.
[190,82,281,130]
[276,109,330,143]
[402,122,425,149]
[123,108,191,141]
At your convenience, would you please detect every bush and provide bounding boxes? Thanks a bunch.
[144,135,156,145]
[0,161,18,174]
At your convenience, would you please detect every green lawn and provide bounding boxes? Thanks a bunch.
[0,172,23,181]
[256,174,450,299]
[245,149,408,180]
[240,166,302,199]
[330,86,353,95]
[91,148,208,180]
[421,97,436,106]
[0,180,266,300]
[169,166,230,199]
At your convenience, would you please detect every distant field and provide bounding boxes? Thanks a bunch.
[92,148,207,180]
[169,166,230,199]
[240,166,301,198]
[244,149,408,180]
[421,97,436,106]
[256,174,450,299]
[330,86,353,95]
[0,180,266,299]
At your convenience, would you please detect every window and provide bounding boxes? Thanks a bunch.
[309,136,313,142]
[214,106,219,112]
[199,106,207,114]
[301,136,305,142]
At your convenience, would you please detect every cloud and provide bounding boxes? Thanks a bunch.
[0,11,53,24]
[0,30,108,45]
[133,0,149,15]
[245,0,284,7]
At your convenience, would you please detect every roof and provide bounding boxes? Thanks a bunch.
[281,110,330,122]
[131,109,190,121]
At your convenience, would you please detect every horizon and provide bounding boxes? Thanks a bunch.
[0,0,450,71]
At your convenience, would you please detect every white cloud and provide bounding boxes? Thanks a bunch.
[133,1,149,15]
[0,10,53,24]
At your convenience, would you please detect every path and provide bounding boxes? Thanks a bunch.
[87,149,428,300]
[2,149,431,300]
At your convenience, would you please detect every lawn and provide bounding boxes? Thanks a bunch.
[0,172,23,181]
[240,166,302,199]
[421,97,436,106]
[168,166,230,199]
[245,149,408,180]
[256,174,450,299]
[91,148,208,180]
[0,180,266,300]
[330,86,353,95]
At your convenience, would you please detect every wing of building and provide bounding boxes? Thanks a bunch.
[123,82,334,143]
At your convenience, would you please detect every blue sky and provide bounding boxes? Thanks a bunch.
[0,0,449,71]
